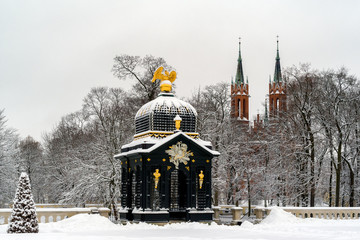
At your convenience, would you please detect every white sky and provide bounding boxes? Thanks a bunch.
[0,0,359,142]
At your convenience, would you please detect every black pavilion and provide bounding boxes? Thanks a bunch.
[115,68,219,223]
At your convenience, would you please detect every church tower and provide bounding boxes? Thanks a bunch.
[231,39,249,123]
[269,37,286,118]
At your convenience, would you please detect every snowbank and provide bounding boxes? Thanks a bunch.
[261,207,301,225]
[40,214,119,233]
[1,211,360,240]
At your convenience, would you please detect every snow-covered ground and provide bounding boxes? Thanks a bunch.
[1,208,359,240]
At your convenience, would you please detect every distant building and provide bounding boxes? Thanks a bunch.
[229,38,288,204]
[269,39,287,119]
[231,38,287,129]
[230,40,250,124]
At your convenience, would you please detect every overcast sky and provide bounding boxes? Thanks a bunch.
[1,0,359,142]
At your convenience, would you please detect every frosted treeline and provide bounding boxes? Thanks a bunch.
[0,59,359,219]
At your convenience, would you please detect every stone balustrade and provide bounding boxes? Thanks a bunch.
[239,205,257,216]
[213,205,243,225]
[216,205,256,216]
[0,207,110,224]
[255,207,360,221]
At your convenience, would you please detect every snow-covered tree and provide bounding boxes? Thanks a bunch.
[8,172,39,234]
[43,87,134,220]
[0,109,19,207]
[18,136,45,203]
[187,82,231,205]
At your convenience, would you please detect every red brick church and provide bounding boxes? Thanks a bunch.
[230,38,287,127]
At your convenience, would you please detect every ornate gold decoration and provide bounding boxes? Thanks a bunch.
[192,159,195,163]
[206,160,210,163]
[153,169,161,189]
[189,134,199,139]
[140,158,142,162]
[133,131,199,140]
[147,158,151,162]
[152,66,176,92]
[199,170,204,189]
[135,159,137,163]
[166,141,193,169]
[185,166,190,171]
[125,161,127,164]
[162,158,166,162]
[129,168,131,172]
[167,166,172,171]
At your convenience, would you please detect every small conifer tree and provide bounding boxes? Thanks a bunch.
[7,172,39,233]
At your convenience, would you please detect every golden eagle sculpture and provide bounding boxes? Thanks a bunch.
[152,66,177,92]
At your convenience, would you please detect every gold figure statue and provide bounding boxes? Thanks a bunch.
[199,170,204,189]
[153,169,161,189]
[152,66,177,92]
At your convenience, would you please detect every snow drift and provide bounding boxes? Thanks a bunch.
[261,207,301,225]
[40,214,119,232]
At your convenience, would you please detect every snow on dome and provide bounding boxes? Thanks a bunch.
[135,92,197,134]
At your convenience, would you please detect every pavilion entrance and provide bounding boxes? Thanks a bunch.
[169,169,188,220]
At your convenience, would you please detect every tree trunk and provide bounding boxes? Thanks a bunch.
[310,131,316,207]
[349,169,355,207]
[328,162,333,207]
[344,158,355,207]
[247,176,251,217]
[335,133,342,207]
[335,166,341,207]
[335,157,341,207]
[214,190,219,206]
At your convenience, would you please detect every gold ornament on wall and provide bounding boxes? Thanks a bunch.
[165,141,193,169]
[153,169,161,189]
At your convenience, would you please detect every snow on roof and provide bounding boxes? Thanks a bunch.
[114,131,219,158]
[120,134,162,149]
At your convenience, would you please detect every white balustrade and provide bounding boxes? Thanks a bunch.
[255,207,360,220]
[0,207,110,224]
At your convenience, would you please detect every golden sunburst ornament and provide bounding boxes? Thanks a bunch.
[165,141,193,169]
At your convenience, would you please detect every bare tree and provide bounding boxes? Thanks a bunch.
[112,55,172,101]
[187,82,231,205]
[285,64,323,207]
[315,68,360,206]
[43,87,134,219]
[18,136,45,203]
[0,109,19,207]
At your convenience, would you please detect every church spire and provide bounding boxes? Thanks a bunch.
[235,37,245,85]
[273,36,282,83]
[231,38,249,123]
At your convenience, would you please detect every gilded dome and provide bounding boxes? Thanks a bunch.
[135,92,197,135]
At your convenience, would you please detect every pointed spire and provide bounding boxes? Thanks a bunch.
[276,36,280,60]
[273,35,282,83]
[235,37,245,85]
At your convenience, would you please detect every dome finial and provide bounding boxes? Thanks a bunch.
[152,66,177,92]
[174,114,182,131]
